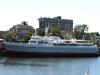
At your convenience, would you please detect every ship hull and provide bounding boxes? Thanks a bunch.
[7,51,98,58]
[5,42,99,57]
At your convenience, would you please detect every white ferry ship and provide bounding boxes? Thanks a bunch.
[5,35,99,57]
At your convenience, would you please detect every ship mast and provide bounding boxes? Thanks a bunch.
[45,26,49,36]
[35,29,37,36]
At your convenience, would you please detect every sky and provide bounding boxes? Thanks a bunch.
[0,0,100,32]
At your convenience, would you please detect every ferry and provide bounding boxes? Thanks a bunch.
[5,36,99,57]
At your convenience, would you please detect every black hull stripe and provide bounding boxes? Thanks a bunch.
[6,51,99,58]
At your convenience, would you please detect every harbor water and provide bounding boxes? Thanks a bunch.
[0,57,100,75]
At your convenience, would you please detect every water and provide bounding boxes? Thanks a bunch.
[0,57,100,75]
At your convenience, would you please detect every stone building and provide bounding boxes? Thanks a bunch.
[10,21,34,33]
[38,16,73,38]
[9,21,35,41]
[89,32,100,43]
[0,31,6,39]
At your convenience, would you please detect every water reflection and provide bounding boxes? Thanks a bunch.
[0,57,99,75]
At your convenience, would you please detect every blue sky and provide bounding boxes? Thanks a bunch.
[0,0,100,32]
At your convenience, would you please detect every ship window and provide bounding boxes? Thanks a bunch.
[45,42,48,44]
[38,41,48,44]
[38,41,42,43]
[30,41,36,43]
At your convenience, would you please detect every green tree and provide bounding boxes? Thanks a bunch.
[73,24,88,39]
[84,33,90,40]
[36,28,45,36]
[36,27,63,38]
[5,31,17,42]
[23,32,33,43]
[48,27,63,38]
